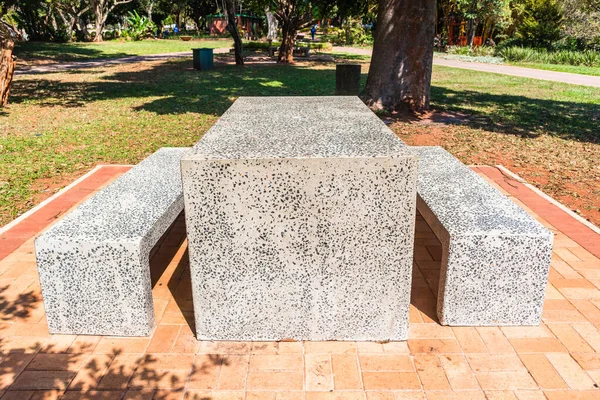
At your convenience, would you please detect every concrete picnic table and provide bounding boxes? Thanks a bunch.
[180,96,419,341]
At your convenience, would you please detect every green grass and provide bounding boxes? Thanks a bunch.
[14,39,232,64]
[1,59,599,226]
[509,62,600,77]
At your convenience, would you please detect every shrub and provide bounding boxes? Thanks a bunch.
[242,40,333,52]
[497,46,600,67]
[124,11,156,41]
[517,0,563,49]
[446,46,496,57]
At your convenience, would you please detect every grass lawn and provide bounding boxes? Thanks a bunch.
[1,57,599,227]
[14,39,232,65]
[508,62,600,77]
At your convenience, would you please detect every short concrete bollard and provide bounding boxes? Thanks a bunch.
[335,64,361,95]
[193,48,214,70]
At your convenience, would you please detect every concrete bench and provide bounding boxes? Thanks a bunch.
[413,146,553,326]
[35,148,189,336]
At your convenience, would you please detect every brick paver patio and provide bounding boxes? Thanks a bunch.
[1,165,600,399]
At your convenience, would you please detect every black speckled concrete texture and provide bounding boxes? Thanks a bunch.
[182,97,419,341]
[35,148,190,336]
[413,146,554,326]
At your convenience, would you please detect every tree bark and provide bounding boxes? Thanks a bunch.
[224,0,244,66]
[93,1,106,42]
[277,19,296,63]
[0,38,16,106]
[362,0,437,112]
[92,0,132,42]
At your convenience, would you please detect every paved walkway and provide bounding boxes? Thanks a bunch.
[15,49,230,76]
[1,164,600,398]
[332,46,600,88]
[17,47,600,88]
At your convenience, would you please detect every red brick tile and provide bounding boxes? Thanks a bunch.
[305,341,356,354]
[361,371,421,390]
[29,390,65,400]
[476,327,515,353]
[466,354,526,372]
[547,323,595,353]
[11,371,76,390]
[545,353,596,390]
[438,354,479,390]
[249,354,302,371]
[305,354,333,391]
[186,354,221,390]
[452,327,488,353]
[217,355,248,390]
[1,391,35,400]
[246,371,303,390]
[544,391,600,400]
[94,338,150,354]
[0,353,35,390]
[332,354,362,390]
[359,355,414,371]
[128,369,190,390]
[571,352,600,370]
[184,391,243,400]
[27,354,88,371]
[474,371,537,390]
[571,323,600,352]
[518,354,568,389]
[198,342,251,355]
[413,354,450,390]
[508,338,567,353]
[145,325,180,353]
[409,324,455,339]
[97,354,142,390]
[62,390,124,399]
[407,339,461,353]
[305,393,365,400]
[68,354,114,390]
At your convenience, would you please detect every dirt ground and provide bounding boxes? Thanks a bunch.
[388,112,600,228]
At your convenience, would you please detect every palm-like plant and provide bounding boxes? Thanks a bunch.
[124,10,155,41]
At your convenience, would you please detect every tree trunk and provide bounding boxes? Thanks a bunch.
[94,4,105,42]
[362,0,436,112]
[278,20,296,63]
[224,0,244,66]
[147,2,153,21]
[0,39,16,106]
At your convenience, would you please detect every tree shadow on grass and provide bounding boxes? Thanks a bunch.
[9,58,600,144]
[14,41,133,64]
[430,85,600,143]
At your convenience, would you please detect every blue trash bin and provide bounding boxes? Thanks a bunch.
[193,48,214,71]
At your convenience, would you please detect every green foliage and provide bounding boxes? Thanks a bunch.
[124,10,156,41]
[498,46,600,67]
[446,45,496,56]
[242,40,332,51]
[336,19,372,46]
[516,0,562,49]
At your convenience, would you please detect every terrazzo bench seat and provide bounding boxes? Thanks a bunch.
[35,147,189,336]
[413,146,553,326]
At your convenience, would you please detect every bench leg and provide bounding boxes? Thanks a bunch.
[417,196,553,326]
[36,241,156,336]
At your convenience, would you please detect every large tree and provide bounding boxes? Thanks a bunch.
[362,0,437,112]
[250,0,333,63]
[53,0,91,41]
[223,0,244,65]
[90,0,133,42]
[0,1,18,106]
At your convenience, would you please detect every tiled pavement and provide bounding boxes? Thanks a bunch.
[1,165,600,399]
